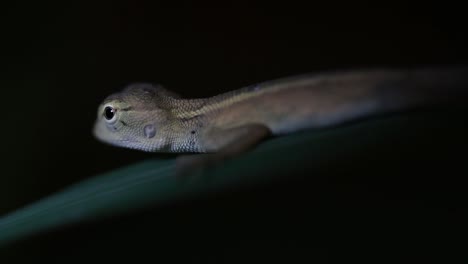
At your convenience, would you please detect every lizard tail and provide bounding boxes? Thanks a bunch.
[286,66,468,132]
[377,66,468,112]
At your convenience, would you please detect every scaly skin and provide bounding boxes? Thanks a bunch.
[92,67,467,173]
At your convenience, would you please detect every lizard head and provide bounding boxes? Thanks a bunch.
[93,83,180,152]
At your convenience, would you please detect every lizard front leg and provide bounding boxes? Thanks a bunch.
[175,124,272,178]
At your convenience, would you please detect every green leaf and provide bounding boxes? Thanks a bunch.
[1,107,466,248]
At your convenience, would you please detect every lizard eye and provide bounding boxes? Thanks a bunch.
[104,106,117,122]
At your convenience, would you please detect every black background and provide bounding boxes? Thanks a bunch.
[1,1,467,217]
[1,2,468,262]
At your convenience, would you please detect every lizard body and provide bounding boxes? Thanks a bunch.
[93,67,467,171]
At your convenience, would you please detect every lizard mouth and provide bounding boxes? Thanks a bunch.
[92,122,141,145]
[118,137,141,144]
[97,137,143,150]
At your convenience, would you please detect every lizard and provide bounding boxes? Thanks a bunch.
[92,66,468,175]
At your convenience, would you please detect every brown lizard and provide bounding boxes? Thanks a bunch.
[92,66,468,174]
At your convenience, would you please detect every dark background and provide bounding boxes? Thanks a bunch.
[1,2,467,216]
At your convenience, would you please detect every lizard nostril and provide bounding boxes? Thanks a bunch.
[144,124,156,138]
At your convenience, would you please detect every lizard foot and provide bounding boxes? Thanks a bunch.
[174,154,220,185]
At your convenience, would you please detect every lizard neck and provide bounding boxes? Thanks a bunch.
[159,98,209,153]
